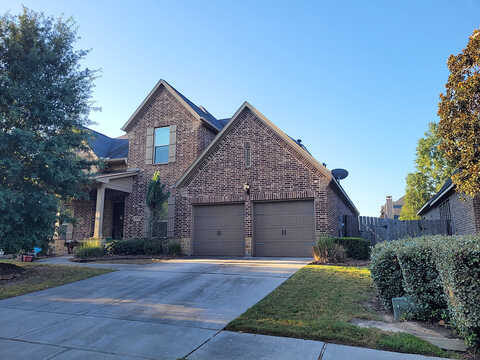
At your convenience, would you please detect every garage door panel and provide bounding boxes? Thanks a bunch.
[254,200,314,257]
[193,204,244,256]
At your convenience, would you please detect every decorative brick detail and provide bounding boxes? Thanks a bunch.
[244,237,252,256]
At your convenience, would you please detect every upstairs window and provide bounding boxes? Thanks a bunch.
[154,127,170,164]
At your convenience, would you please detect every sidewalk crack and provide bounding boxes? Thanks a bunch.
[318,343,327,359]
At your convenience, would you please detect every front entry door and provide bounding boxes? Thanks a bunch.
[112,201,125,239]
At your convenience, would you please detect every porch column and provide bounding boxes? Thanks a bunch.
[93,184,106,239]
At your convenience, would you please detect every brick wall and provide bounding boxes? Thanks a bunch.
[177,107,356,253]
[123,85,217,239]
[449,192,477,235]
[327,184,357,236]
[423,190,480,235]
[71,200,95,241]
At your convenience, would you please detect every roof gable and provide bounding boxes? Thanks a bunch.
[121,79,222,132]
[176,102,358,214]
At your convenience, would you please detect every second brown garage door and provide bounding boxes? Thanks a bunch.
[193,204,244,256]
[254,200,314,257]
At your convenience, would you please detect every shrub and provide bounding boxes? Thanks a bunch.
[167,241,181,256]
[106,238,146,255]
[396,237,447,321]
[314,236,346,263]
[143,238,164,255]
[334,237,370,260]
[370,240,405,311]
[105,238,164,256]
[434,235,480,347]
[75,239,104,258]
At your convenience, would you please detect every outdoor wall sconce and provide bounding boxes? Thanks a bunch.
[243,183,250,195]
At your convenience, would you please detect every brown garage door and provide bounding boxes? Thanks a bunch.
[254,200,314,257]
[193,204,244,256]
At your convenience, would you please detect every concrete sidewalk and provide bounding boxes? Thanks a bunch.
[187,331,450,360]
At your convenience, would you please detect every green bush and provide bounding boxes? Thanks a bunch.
[167,241,181,256]
[396,237,447,321]
[370,240,405,311]
[334,237,370,260]
[75,239,104,258]
[106,238,146,255]
[434,236,480,347]
[314,236,346,263]
[105,238,164,256]
[143,238,164,255]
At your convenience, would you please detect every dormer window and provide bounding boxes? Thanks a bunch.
[154,127,170,164]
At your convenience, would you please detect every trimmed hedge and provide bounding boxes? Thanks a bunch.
[75,239,105,258]
[106,238,163,256]
[371,235,480,347]
[370,240,405,311]
[334,237,370,260]
[434,236,480,347]
[396,237,447,321]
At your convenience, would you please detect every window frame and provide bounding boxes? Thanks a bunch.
[153,126,170,164]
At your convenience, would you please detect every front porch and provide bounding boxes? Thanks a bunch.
[53,170,139,254]
[92,170,139,240]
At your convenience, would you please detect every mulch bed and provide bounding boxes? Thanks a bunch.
[310,259,370,267]
[70,254,179,263]
[0,263,25,280]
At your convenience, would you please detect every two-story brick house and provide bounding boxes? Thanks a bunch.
[56,80,358,257]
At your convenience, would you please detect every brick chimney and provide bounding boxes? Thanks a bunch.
[385,196,393,219]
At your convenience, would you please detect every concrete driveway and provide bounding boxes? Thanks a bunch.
[0,257,309,360]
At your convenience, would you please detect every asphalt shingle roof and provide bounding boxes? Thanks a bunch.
[165,82,224,130]
[86,128,129,159]
[418,177,454,215]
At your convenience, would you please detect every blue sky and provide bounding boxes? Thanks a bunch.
[2,1,479,216]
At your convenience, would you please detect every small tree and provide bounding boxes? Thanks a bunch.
[438,28,480,197]
[0,8,97,253]
[401,123,454,219]
[146,171,169,238]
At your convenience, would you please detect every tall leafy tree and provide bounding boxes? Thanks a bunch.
[0,8,97,253]
[400,123,454,220]
[438,28,480,197]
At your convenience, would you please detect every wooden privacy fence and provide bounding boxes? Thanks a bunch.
[341,215,450,244]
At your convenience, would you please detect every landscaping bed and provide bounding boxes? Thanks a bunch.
[71,254,178,264]
[226,265,455,358]
[0,260,113,300]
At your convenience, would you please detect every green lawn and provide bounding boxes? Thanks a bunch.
[227,265,456,358]
[0,260,113,300]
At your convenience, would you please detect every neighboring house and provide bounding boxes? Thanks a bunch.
[55,79,359,257]
[417,178,480,235]
[380,195,404,219]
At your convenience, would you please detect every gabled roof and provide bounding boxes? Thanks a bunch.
[86,128,129,159]
[417,178,454,216]
[121,79,222,132]
[176,101,359,215]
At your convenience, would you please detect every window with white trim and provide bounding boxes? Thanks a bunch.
[154,127,170,164]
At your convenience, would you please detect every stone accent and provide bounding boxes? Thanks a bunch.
[179,237,192,255]
[244,237,252,256]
